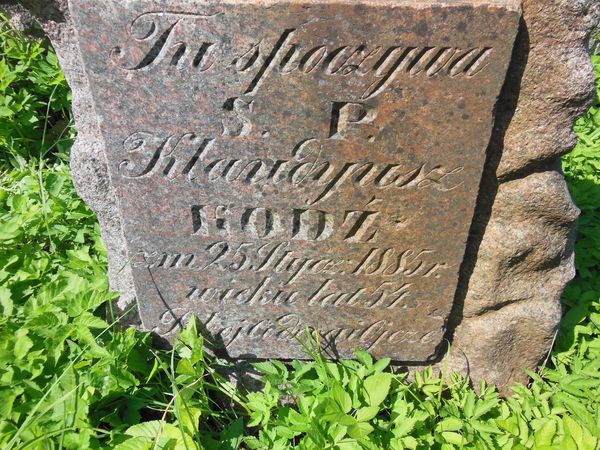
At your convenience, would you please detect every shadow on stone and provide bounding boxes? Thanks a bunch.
[434,17,531,366]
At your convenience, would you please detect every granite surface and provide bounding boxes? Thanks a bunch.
[70,0,518,361]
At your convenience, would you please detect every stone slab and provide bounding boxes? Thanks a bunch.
[70,0,519,361]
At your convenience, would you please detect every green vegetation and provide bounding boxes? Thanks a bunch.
[0,18,599,450]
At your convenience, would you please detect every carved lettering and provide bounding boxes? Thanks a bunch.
[111,14,495,100]
[72,0,520,359]
[119,132,465,200]
[328,102,378,140]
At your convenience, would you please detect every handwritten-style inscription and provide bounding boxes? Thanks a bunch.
[110,15,494,100]
[117,132,465,204]
[71,0,520,361]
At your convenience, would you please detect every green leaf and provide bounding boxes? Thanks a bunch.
[332,383,352,413]
[253,361,280,377]
[534,419,556,446]
[561,435,578,450]
[114,437,153,450]
[175,400,200,438]
[175,358,196,376]
[371,357,391,374]
[438,417,463,432]
[356,406,379,422]
[364,373,392,407]
[0,219,21,240]
[0,105,13,117]
[393,417,418,438]
[0,286,13,317]
[218,417,244,450]
[347,421,374,439]
[177,315,204,363]
[354,349,373,368]
[14,328,33,359]
[563,415,597,450]
[126,420,182,441]
[441,431,465,445]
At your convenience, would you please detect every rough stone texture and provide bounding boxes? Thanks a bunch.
[441,0,599,390]
[2,0,598,391]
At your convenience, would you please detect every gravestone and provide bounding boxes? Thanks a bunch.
[70,0,519,361]
[5,0,598,390]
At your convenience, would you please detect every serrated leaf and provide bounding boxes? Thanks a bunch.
[332,383,352,413]
[534,419,557,446]
[393,417,418,438]
[356,405,379,422]
[218,417,244,450]
[441,431,465,445]
[354,349,373,368]
[347,421,374,439]
[253,361,279,376]
[126,420,182,441]
[364,373,392,407]
[14,328,33,359]
[371,358,391,374]
[438,417,463,432]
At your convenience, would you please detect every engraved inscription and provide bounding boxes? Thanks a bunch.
[71,0,520,361]
[153,310,443,350]
[118,132,465,204]
[189,205,385,243]
[110,14,495,99]
[135,243,449,281]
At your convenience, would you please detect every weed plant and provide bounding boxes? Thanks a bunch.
[0,17,599,450]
